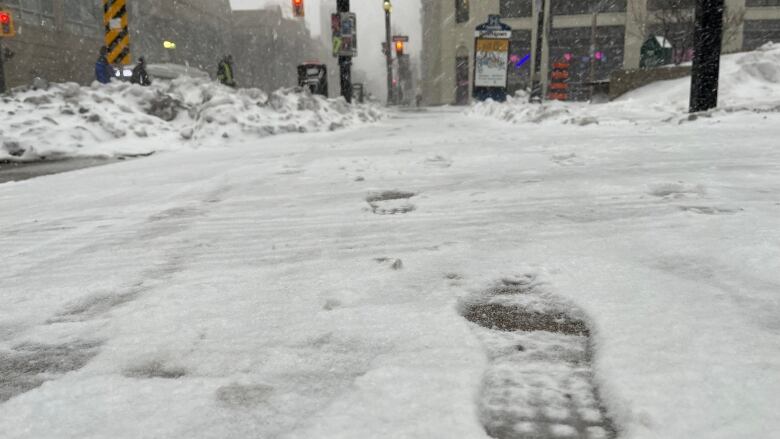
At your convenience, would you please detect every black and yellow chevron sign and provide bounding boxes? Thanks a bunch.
[103,0,131,64]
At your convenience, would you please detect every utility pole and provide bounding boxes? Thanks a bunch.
[337,0,352,103]
[0,40,6,94]
[383,0,394,105]
[529,0,550,103]
[689,0,725,113]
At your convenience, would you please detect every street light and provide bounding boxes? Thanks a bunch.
[337,0,352,103]
[162,40,178,65]
[383,0,393,104]
[529,0,549,103]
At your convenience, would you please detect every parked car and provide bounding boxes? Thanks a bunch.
[114,63,209,82]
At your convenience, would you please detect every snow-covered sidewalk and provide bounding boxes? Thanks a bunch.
[1,105,779,439]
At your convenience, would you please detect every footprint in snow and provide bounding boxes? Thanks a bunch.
[460,277,617,439]
[366,190,416,215]
[648,182,705,198]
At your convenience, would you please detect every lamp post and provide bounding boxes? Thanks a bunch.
[337,0,352,103]
[383,0,393,105]
[529,0,549,103]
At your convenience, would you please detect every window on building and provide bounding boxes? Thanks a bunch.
[40,0,55,15]
[455,0,469,23]
[744,19,780,50]
[507,30,533,94]
[552,0,627,15]
[647,0,695,11]
[64,0,102,37]
[548,26,625,99]
[2,0,56,27]
[500,0,532,18]
[2,0,20,13]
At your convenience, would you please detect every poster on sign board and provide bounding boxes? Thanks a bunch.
[474,39,509,88]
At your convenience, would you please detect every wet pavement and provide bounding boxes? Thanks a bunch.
[0,157,125,184]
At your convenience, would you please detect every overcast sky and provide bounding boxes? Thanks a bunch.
[229,0,422,97]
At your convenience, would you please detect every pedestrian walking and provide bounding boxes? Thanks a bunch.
[95,46,114,84]
[217,55,236,87]
[130,56,152,86]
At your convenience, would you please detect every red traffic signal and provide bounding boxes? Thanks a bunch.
[292,0,304,17]
[394,40,404,55]
[0,10,16,37]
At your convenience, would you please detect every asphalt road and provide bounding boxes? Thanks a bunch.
[0,158,124,184]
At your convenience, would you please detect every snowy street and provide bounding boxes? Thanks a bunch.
[1,102,779,438]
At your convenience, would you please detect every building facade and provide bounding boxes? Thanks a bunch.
[0,0,233,88]
[0,0,103,87]
[422,0,780,105]
[128,0,233,77]
[232,7,327,91]
[0,1,334,92]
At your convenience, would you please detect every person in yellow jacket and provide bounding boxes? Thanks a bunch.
[217,55,236,87]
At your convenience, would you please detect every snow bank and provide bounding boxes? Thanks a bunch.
[0,77,384,162]
[469,43,780,125]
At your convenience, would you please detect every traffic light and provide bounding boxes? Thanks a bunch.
[394,40,404,56]
[0,10,16,37]
[292,0,304,17]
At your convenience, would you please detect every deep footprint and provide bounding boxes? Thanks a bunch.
[462,279,616,439]
[365,190,416,215]
[123,360,187,379]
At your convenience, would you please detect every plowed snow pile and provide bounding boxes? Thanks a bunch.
[469,43,780,125]
[0,77,384,161]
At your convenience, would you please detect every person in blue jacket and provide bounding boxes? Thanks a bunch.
[95,46,114,84]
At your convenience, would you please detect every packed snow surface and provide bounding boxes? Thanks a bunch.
[0,77,383,162]
[2,49,780,439]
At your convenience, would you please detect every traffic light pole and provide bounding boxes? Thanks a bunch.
[0,38,5,93]
[337,0,352,103]
[384,6,393,105]
[0,40,6,94]
[689,0,725,113]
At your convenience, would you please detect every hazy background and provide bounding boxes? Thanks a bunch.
[230,0,422,98]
